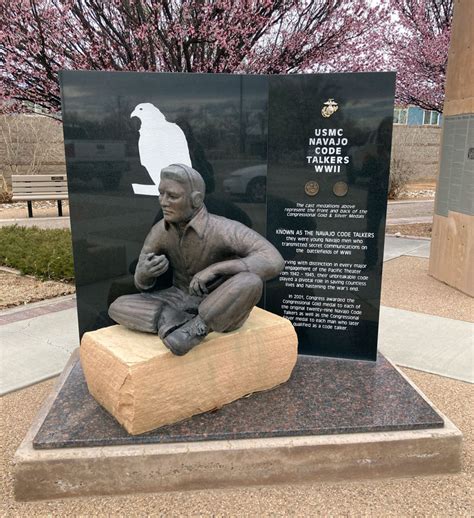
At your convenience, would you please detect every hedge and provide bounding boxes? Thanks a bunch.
[0,225,74,281]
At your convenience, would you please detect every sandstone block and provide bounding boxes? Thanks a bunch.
[80,307,297,435]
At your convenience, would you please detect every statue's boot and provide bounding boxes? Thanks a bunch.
[163,315,208,356]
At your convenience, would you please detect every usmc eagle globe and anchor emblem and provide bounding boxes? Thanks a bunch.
[321,98,339,118]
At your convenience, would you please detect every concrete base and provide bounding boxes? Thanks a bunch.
[14,350,462,501]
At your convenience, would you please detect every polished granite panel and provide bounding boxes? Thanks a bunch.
[61,70,396,361]
[34,354,443,449]
[266,73,396,360]
[60,71,268,339]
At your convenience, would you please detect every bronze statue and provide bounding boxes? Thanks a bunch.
[109,164,284,355]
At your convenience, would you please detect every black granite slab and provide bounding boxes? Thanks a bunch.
[33,354,443,450]
[60,70,395,361]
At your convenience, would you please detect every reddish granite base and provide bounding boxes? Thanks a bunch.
[34,351,443,449]
[14,350,462,501]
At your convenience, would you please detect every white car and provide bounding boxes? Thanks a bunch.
[223,164,267,203]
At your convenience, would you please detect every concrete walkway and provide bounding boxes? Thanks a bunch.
[0,236,472,395]
[0,198,435,230]
[0,214,434,228]
[386,216,433,225]
[379,306,473,383]
[0,296,78,395]
[383,235,431,261]
[0,216,70,229]
[386,199,434,223]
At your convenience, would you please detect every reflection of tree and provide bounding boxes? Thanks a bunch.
[269,78,346,164]
[64,98,139,193]
[177,102,241,159]
[176,118,216,194]
[181,94,268,161]
[65,96,137,144]
[243,103,268,159]
[365,116,393,268]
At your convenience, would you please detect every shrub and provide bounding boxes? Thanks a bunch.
[0,225,74,281]
[0,189,13,203]
[388,158,410,199]
[0,174,13,203]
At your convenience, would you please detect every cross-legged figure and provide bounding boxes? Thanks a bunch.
[109,164,284,355]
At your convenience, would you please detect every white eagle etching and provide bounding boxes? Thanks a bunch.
[130,103,192,196]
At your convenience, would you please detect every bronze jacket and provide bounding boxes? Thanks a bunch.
[135,205,284,291]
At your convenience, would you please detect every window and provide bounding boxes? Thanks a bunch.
[394,108,408,124]
[423,110,440,126]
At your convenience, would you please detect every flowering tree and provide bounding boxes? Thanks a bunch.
[385,0,453,112]
[1,0,453,115]
[1,0,389,114]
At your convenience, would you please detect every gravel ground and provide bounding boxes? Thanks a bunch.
[397,181,436,200]
[386,199,434,222]
[0,200,70,219]
[0,270,75,309]
[381,256,474,322]
[386,223,432,238]
[1,368,472,516]
[397,189,436,200]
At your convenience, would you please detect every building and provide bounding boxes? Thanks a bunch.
[391,105,443,182]
[394,105,442,127]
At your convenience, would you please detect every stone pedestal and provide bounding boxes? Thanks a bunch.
[80,307,298,435]
[13,349,462,501]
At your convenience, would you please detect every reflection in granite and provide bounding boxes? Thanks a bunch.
[33,354,443,450]
[61,71,269,339]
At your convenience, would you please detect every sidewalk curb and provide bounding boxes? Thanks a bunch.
[0,294,76,316]
[0,265,23,275]
[385,234,431,241]
[0,216,69,223]
[388,199,435,205]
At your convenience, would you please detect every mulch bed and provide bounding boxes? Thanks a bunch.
[0,270,75,310]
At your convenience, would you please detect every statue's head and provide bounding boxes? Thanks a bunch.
[159,164,205,224]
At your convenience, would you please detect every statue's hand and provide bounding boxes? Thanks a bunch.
[137,253,169,279]
[189,267,218,297]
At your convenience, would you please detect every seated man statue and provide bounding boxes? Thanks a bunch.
[109,164,285,356]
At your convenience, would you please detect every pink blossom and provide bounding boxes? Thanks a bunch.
[0,0,451,115]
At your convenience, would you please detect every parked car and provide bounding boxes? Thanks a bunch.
[223,164,267,203]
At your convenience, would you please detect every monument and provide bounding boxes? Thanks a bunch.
[60,70,395,362]
[13,70,462,501]
[80,163,297,434]
[108,163,285,355]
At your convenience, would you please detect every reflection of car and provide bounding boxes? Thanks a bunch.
[223,164,267,203]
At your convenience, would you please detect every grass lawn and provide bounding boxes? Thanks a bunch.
[0,225,74,281]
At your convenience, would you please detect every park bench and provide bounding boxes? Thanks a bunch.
[11,174,68,218]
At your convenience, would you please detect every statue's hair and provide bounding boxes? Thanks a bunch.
[160,164,206,196]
